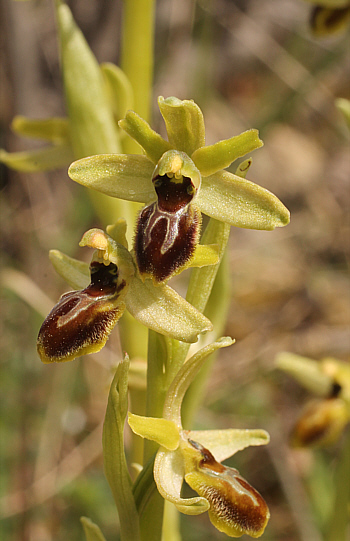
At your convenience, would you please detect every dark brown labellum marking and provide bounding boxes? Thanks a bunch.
[135,174,201,282]
[37,262,126,363]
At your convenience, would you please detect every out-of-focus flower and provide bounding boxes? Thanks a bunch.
[303,0,350,36]
[276,352,350,447]
[68,96,290,283]
[129,337,270,538]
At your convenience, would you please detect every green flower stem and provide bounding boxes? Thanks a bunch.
[121,0,155,153]
[327,429,350,541]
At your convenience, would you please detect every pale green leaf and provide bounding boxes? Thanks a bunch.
[56,2,121,157]
[80,517,107,541]
[103,358,140,541]
[119,110,172,163]
[0,144,73,172]
[189,428,270,463]
[128,413,180,450]
[68,154,155,203]
[12,116,70,143]
[191,129,263,177]
[197,169,290,230]
[125,276,213,343]
[158,96,205,156]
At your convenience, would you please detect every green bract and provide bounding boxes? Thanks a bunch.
[129,337,271,538]
[68,96,290,232]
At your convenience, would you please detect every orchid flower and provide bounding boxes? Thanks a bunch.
[68,96,290,283]
[129,337,270,538]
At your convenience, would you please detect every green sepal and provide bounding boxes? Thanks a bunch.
[102,357,140,541]
[189,428,270,463]
[163,337,235,424]
[101,62,134,121]
[158,96,205,156]
[197,169,290,230]
[80,517,107,541]
[49,249,90,290]
[0,144,73,173]
[128,413,180,450]
[68,154,155,203]
[11,116,70,144]
[119,110,172,163]
[275,352,333,397]
[125,276,213,343]
[56,1,121,157]
[191,129,263,177]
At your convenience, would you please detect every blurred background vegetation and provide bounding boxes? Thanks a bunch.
[0,1,349,540]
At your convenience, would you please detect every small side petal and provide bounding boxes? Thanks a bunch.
[119,110,172,163]
[158,96,206,156]
[154,449,209,515]
[191,130,263,177]
[68,154,156,203]
[125,276,213,343]
[188,429,270,463]
[197,170,290,230]
[128,413,180,450]
[49,249,90,290]
[0,144,74,173]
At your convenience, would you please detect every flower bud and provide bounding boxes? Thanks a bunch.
[37,261,127,363]
[183,439,270,538]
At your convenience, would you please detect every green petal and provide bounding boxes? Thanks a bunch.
[125,276,213,343]
[101,62,134,121]
[188,428,270,463]
[106,219,129,248]
[128,413,180,450]
[154,448,209,515]
[275,352,333,397]
[56,2,121,157]
[197,169,290,230]
[185,244,220,270]
[163,337,235,425]
[68,154,155,203]
[158,96,205,156]
[49,249,90,290]
[119,110,172,163]
[191,129,263,177]
[0,144,74,172]
[12,116,70,144]
[80,517,107,541]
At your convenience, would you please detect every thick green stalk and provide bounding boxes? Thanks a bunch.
[121,0,155,153]
[326,430,350,541]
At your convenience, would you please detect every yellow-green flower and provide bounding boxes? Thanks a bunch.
[276,352,350,447]
[68,97,290,282]
[37,223,215,363]
[129,337,271,538]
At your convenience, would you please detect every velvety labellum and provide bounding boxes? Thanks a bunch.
[37,262,126,363]
[185,439,270,538]
[135,173,201,282]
